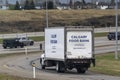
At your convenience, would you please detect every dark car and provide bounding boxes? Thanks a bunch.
[2,38,24,49]
[107,32,120,40]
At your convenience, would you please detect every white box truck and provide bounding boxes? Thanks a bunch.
[40,27,95,73]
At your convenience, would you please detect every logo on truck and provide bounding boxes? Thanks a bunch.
[50,34,57,44]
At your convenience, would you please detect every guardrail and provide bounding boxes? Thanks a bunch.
[0,32,44,39]
[0,27,120,39]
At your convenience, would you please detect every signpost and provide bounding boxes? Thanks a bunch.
[25,47,28,60]
[115,0,119,59]
[46,0,48,28]
[32,63,36,78]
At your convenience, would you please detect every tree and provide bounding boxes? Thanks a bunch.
[24,0,30,10]
[30,0,35,9]
[14,1,20,10]
[82,0,86,5]
[69,0,73,8]
[5,0,9,6]
[43,1,54,9]
[111,0,114,4]
[48,1,54,9]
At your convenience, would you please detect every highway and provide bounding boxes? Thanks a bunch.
[0,37,120,80]
[0,37,120,54]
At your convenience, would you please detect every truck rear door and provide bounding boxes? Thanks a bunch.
[66,31,93,59]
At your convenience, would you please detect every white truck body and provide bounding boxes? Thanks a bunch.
[45,28,65,60]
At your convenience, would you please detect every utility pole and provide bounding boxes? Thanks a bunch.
[53,0,56,9]
[115,0,119,59]
[46,0,48,28]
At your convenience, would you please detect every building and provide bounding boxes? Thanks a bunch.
[0,0,9,10]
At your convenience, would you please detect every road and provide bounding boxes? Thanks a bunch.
[0,53,120,80]
[0,37,120,80]
[0,27,120,39]
[0,41,44,54]
[0,37,120,54]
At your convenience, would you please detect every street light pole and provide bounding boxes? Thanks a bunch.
[46,0,48,28]
[115,0,119,59]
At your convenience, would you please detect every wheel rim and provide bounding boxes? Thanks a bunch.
[56,63,59,71]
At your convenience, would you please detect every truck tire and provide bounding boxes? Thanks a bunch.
[76,68,86,73]
[20,45,23,48]
[108,38,111,40]
[41,65,45,69]
[40,58,45,69]
[10,46,13,48]
[3,46,7,49]
[20,44,24,48]
[56,62,65,73]
[30,41,34,46]
[15,46,17,48]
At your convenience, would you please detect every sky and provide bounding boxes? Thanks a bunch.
[1,0,120,4]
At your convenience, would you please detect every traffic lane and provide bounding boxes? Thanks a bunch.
[95,45,120,54]
[0,37,120,54]
[33,56,120,80]
[0,41,44,54]
[95,37,120,47]
[1,53,120,80]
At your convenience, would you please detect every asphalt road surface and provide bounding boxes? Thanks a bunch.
[0,37,120,80]
[0,53,120,80]
[0,37,120,54]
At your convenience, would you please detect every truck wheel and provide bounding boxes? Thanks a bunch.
[41,65,45,69]
[108,38,111,40]
[10,46,13,48]
[118,37,120,40]
[40,58,45,69]
[20,45,24,48]
[76,68,86,73]
[56,62,65,73]
[3,46,7,49]
[30,41,34,46]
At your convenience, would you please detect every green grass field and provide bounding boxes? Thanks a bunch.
[90,53,120,76]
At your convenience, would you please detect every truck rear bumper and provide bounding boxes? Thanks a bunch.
[66,58,95,67]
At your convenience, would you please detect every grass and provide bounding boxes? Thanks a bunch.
[0,74,40,80]
[90,53,120,76]
[94,32,108,37]
[0,10,120,33]
[29,36,44,41]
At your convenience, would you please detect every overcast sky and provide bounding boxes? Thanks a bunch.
[1,0,120,4]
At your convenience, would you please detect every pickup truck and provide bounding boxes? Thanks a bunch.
[107,32,120,40]
[16,37,34,46]
[2,38,24,49]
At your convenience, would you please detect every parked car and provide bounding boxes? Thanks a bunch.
[16,37,34,46]
[2,38,24,49]
[107,32,120,40]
